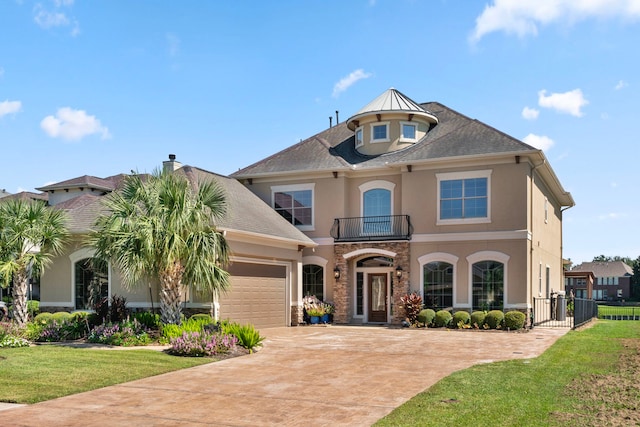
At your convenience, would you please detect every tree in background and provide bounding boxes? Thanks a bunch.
[0,200,69,327]
[90,171,231,324]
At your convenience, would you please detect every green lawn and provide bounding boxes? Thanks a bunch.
[597,305,640,318]
[376,321,640,426]
[0,345,212,404]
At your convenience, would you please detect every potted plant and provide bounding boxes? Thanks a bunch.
[322,302,335,323]
[306,306,325,324]
[303,295,324,324]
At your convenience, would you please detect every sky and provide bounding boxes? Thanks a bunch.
[1,0,639,264]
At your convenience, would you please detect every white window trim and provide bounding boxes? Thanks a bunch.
[436,169,492,225]
[355,127,364,148]
[69,247,112,311]
[418,253,462,307]
[302,256,328,301]
[359,180,395,217]
[370,121,390,143]
[271,183,315,231]
[399,121,418,143]
[466,251,509,310]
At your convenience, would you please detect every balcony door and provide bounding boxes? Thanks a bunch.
[368,273,388,322]
[363,188,391,234]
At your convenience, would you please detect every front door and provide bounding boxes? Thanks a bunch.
[368,273,388,322]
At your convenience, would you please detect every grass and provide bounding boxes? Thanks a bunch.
[597,305,640,318]
[0,345,212,404]
[376,321,640,426]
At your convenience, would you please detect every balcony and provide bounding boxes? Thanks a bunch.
[330,215,412,242]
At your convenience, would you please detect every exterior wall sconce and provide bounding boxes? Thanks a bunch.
[395,266,403,279]
[334,267,341,280]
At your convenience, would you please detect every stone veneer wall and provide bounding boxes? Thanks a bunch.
[333,241,410,325]
[291,305,303,326]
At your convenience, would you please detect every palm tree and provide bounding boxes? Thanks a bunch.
[90,171,231,324]
[0,199,69,327]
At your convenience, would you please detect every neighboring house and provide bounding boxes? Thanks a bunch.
[23,156,315,329]
[567,261,633,301]
[232,88,575,325]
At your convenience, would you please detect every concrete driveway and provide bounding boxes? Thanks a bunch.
[4,325,568,426]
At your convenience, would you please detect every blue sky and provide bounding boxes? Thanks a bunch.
[1,0,639,264]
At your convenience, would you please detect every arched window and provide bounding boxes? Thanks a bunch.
[74,258,108,310]
[423,262,453,310]
[303,264,324,300]
[360,180,394,235]
[472,261,504,311]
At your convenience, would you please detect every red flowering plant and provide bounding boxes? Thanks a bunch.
[399,292,423,326]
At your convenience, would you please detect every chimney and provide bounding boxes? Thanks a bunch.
[335,110,339,124]
[163,154,182,173]
[329,116,333,128]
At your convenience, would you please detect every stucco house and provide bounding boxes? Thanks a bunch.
[31,158,316,329]
[232,88,575,325]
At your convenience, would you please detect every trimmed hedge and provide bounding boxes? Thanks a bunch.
[416,309,436,327]
[504,310,526,330]
[485,310,505,329]
[434,310,452,328]
[452,311,471,328]
[34,312,53,324]
[471,311,486,328]
[51,311,72,323]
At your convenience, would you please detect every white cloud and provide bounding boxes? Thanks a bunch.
[538,89,588,117]
[615,80,629,90]
[34,4,69,28]
[166,33,180,57]
[598,212,626,221]
[33,1,79,36]
[521,106,539,120]
[40,107,111,141]
[523,133,554,151]
[332,69,372,98]
[0,100,22,117]
[470,0,640,43]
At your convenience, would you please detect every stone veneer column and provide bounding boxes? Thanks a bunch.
[333,245,350,323]
[390,241,411,325]
[333,241,411,325]
[291,305,303,326]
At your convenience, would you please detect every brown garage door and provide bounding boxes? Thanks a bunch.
[219,262,287,329]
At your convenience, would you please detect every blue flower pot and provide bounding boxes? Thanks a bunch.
[321,314,330,324]
[310,316,320,324]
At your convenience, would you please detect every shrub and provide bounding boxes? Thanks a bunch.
[471,311,487,328]
[34,312,53,324]
[223,322,264,353]
[0,322,29,348]
[452,311,471,328]
[51,312,72,322]
[416,309,436,327]
[485,310,505,329]
[399,293,423,325]
[160,316,214,342]
[109,295,128,323]
[168,331,238,357]
[132,311,161,330]
[504,311,526,330]
[190,313,213,323]
[88,319,151,346]
[27,300,40,318]
[434,310,452,328]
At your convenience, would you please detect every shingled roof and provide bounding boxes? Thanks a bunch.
[232,101,538,177]
[571,261,633,278]
[53,167,314,247]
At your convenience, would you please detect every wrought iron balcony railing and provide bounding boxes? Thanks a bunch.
[330,215,412,242]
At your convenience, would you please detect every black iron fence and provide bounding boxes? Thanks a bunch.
[532,296,597,329]
[330,215,412,242]
[597,304,640,320]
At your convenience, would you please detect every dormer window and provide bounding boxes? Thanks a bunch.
[400,122,417,142]
[355,127,363,148]
[370,122,389,143]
